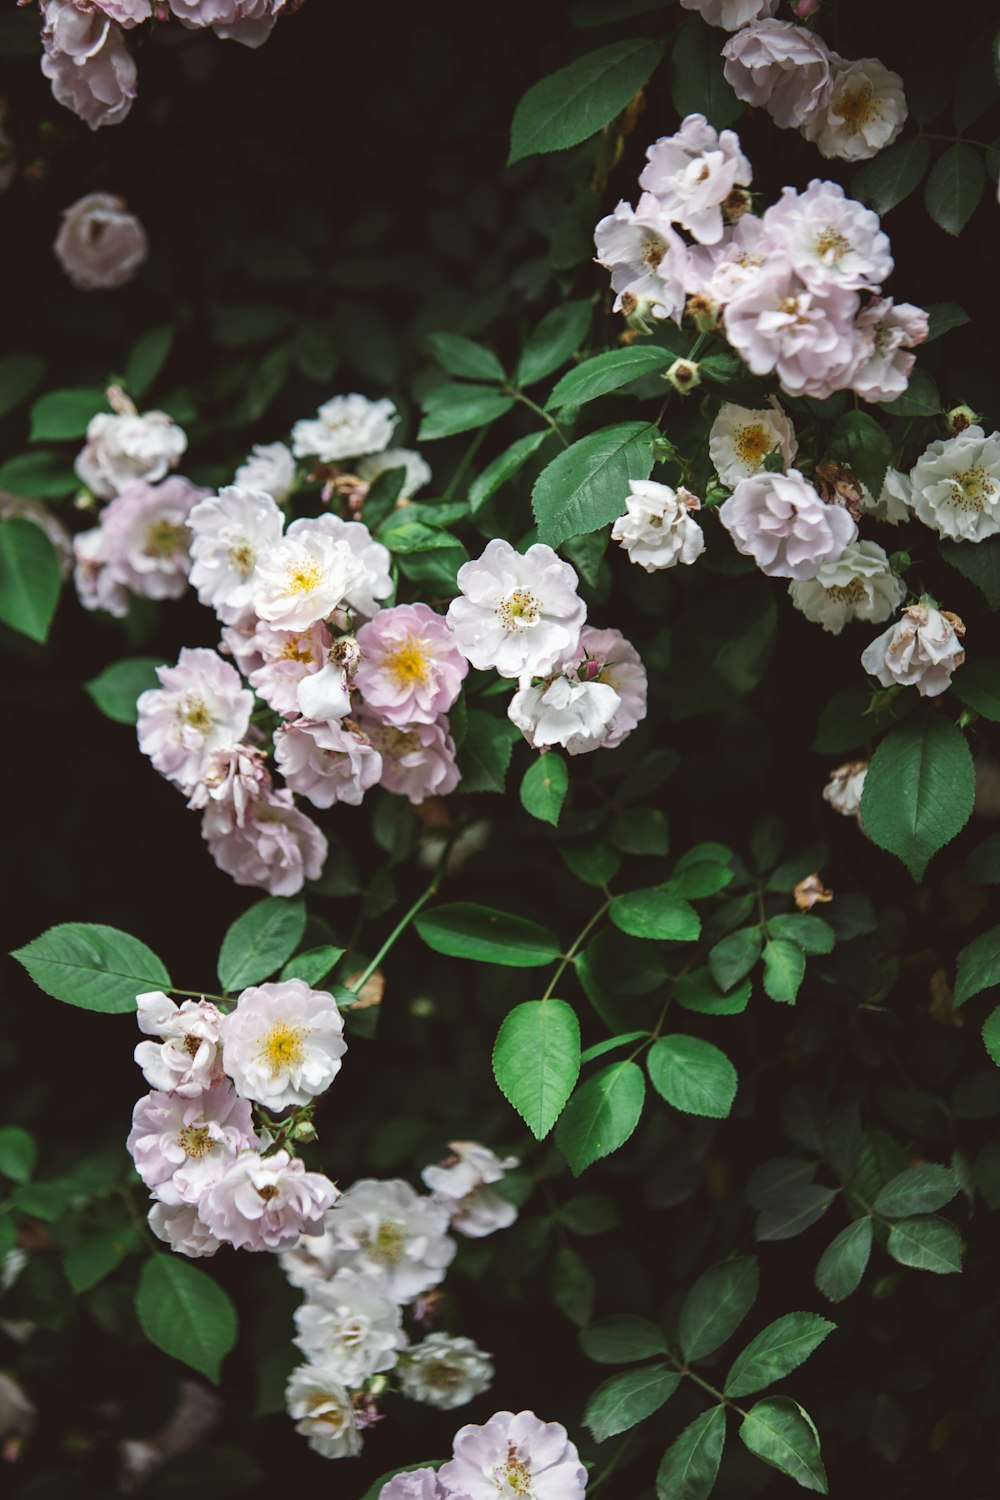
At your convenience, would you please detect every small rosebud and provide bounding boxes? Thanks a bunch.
[578,657,604,683]
[946,404,980,436]
[685,293,721,333]
[792,0,821,15]
[73,489,97,512]
[290,1119,318,1144]
[721,187,753,224]
[650,434,680,463]
[619,292,656,336]
[665,358,701,395]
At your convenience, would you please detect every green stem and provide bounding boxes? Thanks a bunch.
[347,854,451,996]
[444,426,489,500]
[541,898,612,1001]
[588,1430,638,1493]
[171,988,229,1003]
[673,1361,750,1418]
[507,389,570,447]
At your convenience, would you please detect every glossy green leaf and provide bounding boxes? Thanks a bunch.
[532,421,656,547]
[556,1060,646,1174]
[136,1257,238,1383]
[954,925,1000,1006]
[860,716,974,879]
[580,1314,668,1364]
[584,1364,678,1443]
[886,1215,962,1273]
[29,386,103,442]
[725,1312,835,1398]
[739,1398,827,1493]
[679,1257,759,1362]
[0,517,61,644]
[427,331,505,383]
[611,889,700,942]
[655,1405,726,1500]
[516,301,593,388]
[815,1218,873,1303]
[217,898,307,992]
[469,431,549,513]
[12,923,171,1014]
[85,658,162,725]
[417,904,561,967]
[418,383,514,440]
[762,939,807,1004]
[520,753,569,825]
[546,344,672,409]
[493,999,581,1138]
[873,1164,961,1217]
[509,37,664,163]
[647,1035,737,1119]
[924,143,986,235]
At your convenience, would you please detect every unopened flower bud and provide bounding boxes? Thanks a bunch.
[619,291,657,336]
[946,404,980,436]
[106,384,136,417]
[290,1119,318,1144]
[685,293,721,333]
[578,657,604,683]
[665,358,701,395]
[650,434,680,463]
[721,187,753,224]
[74,489,97,512]
[792,0,821,16]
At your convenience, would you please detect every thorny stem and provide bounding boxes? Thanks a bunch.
[541,898,612,1001]
[507,388,570,447]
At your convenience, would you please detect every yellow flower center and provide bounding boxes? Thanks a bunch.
[733,423,774,469]
[285,559,324,595]
[835,80,880,134]
[144,519,189,558]
[497,589,541,632]
[183,696,212,732]
[825,577,867,603]
[228,541,256,574]
[815,226,850,262]
[281,634,316,662]
[495,1445,533,1496]
[363,1218,405,1266]
[383,635,430,686]
[259,1021,307,1075]
[950,466,993,510]
[178,1125,212,1159]
[640,233,666,268]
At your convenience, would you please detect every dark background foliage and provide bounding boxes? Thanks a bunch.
[3,1,1000,1497]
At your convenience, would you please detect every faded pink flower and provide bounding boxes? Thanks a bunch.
[440,1411,588,1500]
[762,180,892,291]
[137,647,253,791]
[422,1142,520,1239]
[574,626,648,750]
[593,195,690,324]
[186,744,272,826]
[355,603,468,726]
[723,261,862,398]
[199,1148,338,1251]
[40,1,137,131]
[851,297,928,404]
[719,469,857,579]
[639,113,752,246]
[148,1201,221,1258]
[202,786,327,896]
[273,718,381,809]
[680,0,779,27]
[127,1083,256,1205]
[168,0,287,47]
[722,19,833,129]
[73,526,130,618]
[54,191,146,290]
[134,991,224,1098]
[357,712,461,804]
[98,476,207,600]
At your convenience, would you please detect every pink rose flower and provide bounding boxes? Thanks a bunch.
[719,469,857,580]
[761,180,892,292]
[137,647,253,791]
[355,602,468,726]
[679,0,779,27]
[356,712,460,804]
[168,0,288,49]
[850,297,928,404]
[127,1082,256,1205]
[199,1148,338,1251]
[248,620,331,717]
[574,626,648,750]
[593,195,690,324]
[861,605,966,698]
[134,991,224,1097]
[54,192,147,290]
[148,1201,222,1258]
[440,1411,588,1500]
[73,526,130,618]
[273,718,382,808]
[186,744,272,826]
[98,476,207,601]
[638,113,752,246]
[202,787,327,896]
[722,19,833,129]
[40,1,137,131]
[723,261,862,398]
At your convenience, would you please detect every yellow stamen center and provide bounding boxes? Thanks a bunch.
[362,1218,405,1266]
[383,635,430,686]
[144,519,189,558]
[733,423,774,469]
[495,1445,533,1496]
[280,634,316,663]
[258,1021,307,1076]
[183,697,212,732]
[497,589,541,632]
[835,80,881,134]
[825,577,867,604]
[815,226,851,263]
[228,541,256,574]
[178,1125,212,1158]
[950,466,993,510]
[285,559,324,595]
[640,233,666,268]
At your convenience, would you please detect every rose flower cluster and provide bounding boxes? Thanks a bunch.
[278,1144,518,1460]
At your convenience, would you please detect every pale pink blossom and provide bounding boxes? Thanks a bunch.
[188,486,285,623]
[186,744,271,826]
[447,539,586,679]
[509,675,621,757]
[719,469,857,579]
[284,1363,361,1459]
[220,979,347,1111]
[168,0,287,48]
[356,447,432,499]
[202,787,327,896]
[379,1469,449,1500]
[685,213,775,304]
[273,718,382,808]
[851,298,929,404]
[803,56,908,161]
[296,659,351,721]
[247,620,331,718]
[357,712,461,804]
[251,528,366,631]
[440,1411,587,1500]
[709,400,797,486]
[200,1148,338,1252]
[147,1201,221,1258]
[220,609,266,676]
[422,1142,519,1239]
[762,180,892,291]
[99,475,205,600]
[723,262,862,398]
[134,991,224,1097]
[73,526,129,617]
[319,1178,455,1303]
[593,195,690,323]
[286,513,392,619]
[861,605,966,698]
[40,1,137,131]
[293,1268,406,1384]
[127,1083,256,1205]
[355,603,467,726]
[234,441,295,503]
[639,113,752,246]
[54,192,146,290]
[291,393,397,464]
[574,626,648,750]
[76,404,187,500]
[93,2,151,23]
[722,19,833,129]
[137,647,253,791]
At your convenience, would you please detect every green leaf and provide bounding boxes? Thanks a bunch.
[762,939,807,1004]
[520,753,569,825]
[671,17,742,129]
[739,1398,828,1493]
[516,301,593,388]
[0,1126,37,1183]
[418,903,561,967]
[136,1256,238,1383]
[469,431,550,514]
[924,143,986,235]
[0,517,61,644]
[766,915,835,955]
[217,898,307,992]
[125,327,174,400]
[756,1186,837,1243]
[923,302,970,343]
[815,1219,873,1303]
[679,1257,759,1362]
[954,926,1000,1006]
[584,1364,678,1443]
[457,708,520,793]
[852,136,932,215]
[0,355,44,419]
[29,386,104,442]
[552,1244,595,1326]
[427,332,505,383]
[877,366,941,418]
[656,1405,727,1500]
[873,1164,961,1217]
[532,422,656,547]
[647,1035,737,1119]
[546,345,673,409]
[556,1060,646,1175]
[0,450,78,499]
[418,383,514,440]
[613,807,669,857]
[611,889,700,942]
[558,1192,619,1234]
[708,927,763,992]
[954,43,1000,131]
[675,969,751,1016]
[580,1314,668,1364]
[860,716,974,880]
[493,999,581,1138]
[579,1032,648,1064]
[12,922,171,1014]
[830,410,892,499]
[65,1226,138,1295]
[279,944,345,987]
[983,1004,1000,1066]
[85,658,162,725]
[508,37,664,164]
[886,1215,962,1273]
[941,536,1000,609]
[725,1313,835,1399]
[951,657,1000,721]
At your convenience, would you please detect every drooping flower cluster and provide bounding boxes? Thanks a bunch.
[127,981,344,1256]
[595,117,927,404]
[38,0,296,132]
[279,1147,518,1460]
[377,1410,588,1498]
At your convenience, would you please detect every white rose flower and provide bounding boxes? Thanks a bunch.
[421,1142,519,1238]
[234,441,296,503]
[286,514,392,619]
[398,1333,494,1411]
[147,1202,222,1259]
[709,400,797,486]
[719,469,857,579]
[447,538,586,679]
[908,426,1000,543]
[638,113,752,246]
[859,467,911,525]
[861,604,966,698]
[679,0,779,29]
[293,1269,406,1385]
[73,525,130,617]
[251,529,367,630]
[134,991,224,1098]
[291,393,398,463]
[509,674,621,757]
[788,540,905,634]
[75,405,187,500]
[593,195,690,324]
[285,1363,361,1460]
[137,647,253,791]
[803,56,908,161]
[357,447,432,499]
[611,480,705,571]
[823,761,868,819]
[220,979,347,1111]
[54,191,147,290]
[188,486,285,622]
[319,1178,456,1303]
